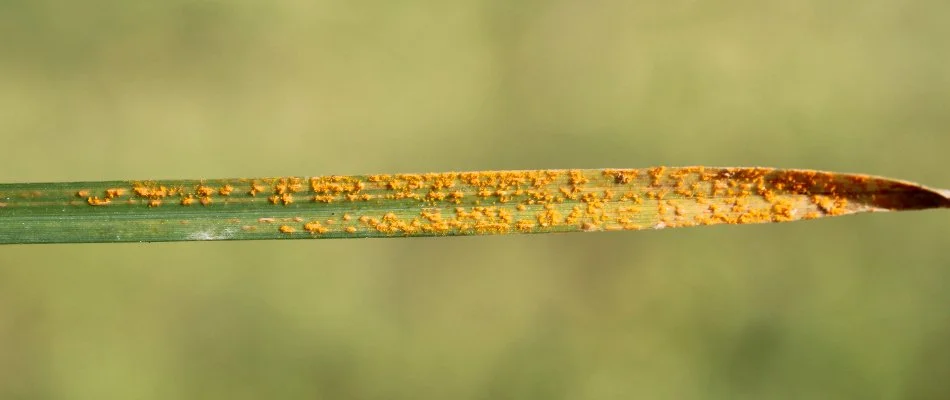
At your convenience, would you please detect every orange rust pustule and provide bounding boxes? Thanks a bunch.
[196,185,215,197]
[350,168,924,231]
[303,221,329,234]
[86,197,111,206]
[54,167,945,241]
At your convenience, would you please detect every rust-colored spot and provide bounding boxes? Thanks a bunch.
[280,193,294,205]
[568,170,589,186]
[249,182,265,196]
[604,169,638,184]
[313,194,334,203]
[87,197,111,206]
[304,221,329,234]
[197,185,215,197]
[515,219,536,233]
[537,204,562,227]
[648,167,666,186]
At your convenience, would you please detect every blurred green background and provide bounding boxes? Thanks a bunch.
[1,0,949,398]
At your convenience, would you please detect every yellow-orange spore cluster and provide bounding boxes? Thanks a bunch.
[657,167,874,229]
[335,205,516,236]
[83,186,128,206]
[76,167,904,237]
[130,182,238,208]
[311,175,368,203]
[78,180,252,208]
[303,221,329,234]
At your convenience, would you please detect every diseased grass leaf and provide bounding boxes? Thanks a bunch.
[0,167,946,244]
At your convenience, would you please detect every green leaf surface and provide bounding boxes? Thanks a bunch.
[0,167,946,244]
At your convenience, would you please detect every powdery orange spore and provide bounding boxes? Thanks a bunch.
[303,221,329,234]
[87,197,111,206]
[62,167,938,240]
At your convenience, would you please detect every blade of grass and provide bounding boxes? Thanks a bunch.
[0,167,946,244]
